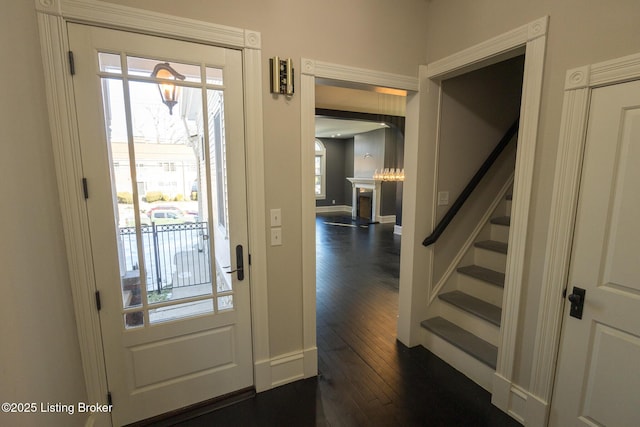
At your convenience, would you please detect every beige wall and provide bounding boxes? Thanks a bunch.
[0,2,87,427]
[424,0,640,388]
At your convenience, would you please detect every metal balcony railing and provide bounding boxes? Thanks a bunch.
[119,222,212,293]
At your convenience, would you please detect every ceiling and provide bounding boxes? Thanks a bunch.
[315,117,387,139]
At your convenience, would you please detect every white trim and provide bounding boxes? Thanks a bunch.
[302,58,419,92]
[378,215,397,224]
[528,51,640,426]
[494,19,548,395]
[35,1,269,422]
[397,16,548,418]
[394,225,402,236]
[425,17,546,79]
[301,58,418,373]
[300,69,318,375]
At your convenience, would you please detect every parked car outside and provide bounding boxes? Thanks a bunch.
[149,209,195,225]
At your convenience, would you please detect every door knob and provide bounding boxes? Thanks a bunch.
[567,286,586,319]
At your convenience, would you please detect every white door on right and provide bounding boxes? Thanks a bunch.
[550,79,640,426]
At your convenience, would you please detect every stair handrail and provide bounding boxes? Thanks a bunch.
[422,119,520,247]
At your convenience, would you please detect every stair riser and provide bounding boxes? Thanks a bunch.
[457,274,504,307]
[439,302,500,346]
[490,223,510,243]
[420,329,494,392]
[474,247,507,273]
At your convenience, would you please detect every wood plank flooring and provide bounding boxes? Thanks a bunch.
[168,215,522,426]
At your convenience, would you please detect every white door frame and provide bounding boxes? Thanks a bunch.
[529,51,640,427]
[393,16,548,421]
[35,1,269,426]
[300,59,419,378]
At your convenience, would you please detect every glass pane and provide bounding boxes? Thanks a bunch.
[315,156,321,175]
[101,78,146,313]
[124,311,144,329]
[149,299,214,323]
[99,52,122,74]
[207,89,233,310]
[217,295,233,312]
[206,67,224,85]
[127,56,201,83]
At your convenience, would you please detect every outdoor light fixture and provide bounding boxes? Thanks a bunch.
[151,62,186,115]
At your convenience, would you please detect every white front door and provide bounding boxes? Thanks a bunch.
[68,24,253,426]
[550,79,640,426]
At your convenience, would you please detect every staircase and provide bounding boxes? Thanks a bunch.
[420,193,512,389]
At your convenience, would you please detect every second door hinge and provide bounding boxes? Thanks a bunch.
[68,51,75,75]
[82,178,89,199]
[95,291,101,311]
[107,391,112,406]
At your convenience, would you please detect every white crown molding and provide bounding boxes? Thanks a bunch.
[528,51,640,426]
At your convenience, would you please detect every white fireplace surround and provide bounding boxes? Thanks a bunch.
[347,177,381,222]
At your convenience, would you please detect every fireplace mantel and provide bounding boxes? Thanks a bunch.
[346,177,381,222]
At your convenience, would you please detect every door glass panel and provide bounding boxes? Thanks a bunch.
[99,52,122,74]
[99,54,237,327]
[205,67,224,85]
[127,56,202,83]
[207,89,234,308]
[101,78,145,324]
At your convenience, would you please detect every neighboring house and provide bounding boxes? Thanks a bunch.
[2,1,639,427]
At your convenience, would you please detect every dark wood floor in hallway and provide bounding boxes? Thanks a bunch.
[175,215,522,427]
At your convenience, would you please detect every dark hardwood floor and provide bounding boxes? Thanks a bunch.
[171,214,522,427]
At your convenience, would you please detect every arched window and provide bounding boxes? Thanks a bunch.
[314,139,326,199]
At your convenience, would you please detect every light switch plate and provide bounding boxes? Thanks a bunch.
[271,228,282,246]
[270,208,282,227]
[438,191,449,206]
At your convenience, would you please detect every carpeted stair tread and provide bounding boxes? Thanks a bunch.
[439,291,502,326]
[474,240,508,254]
[457,265,505,287]
[421,317,497,369]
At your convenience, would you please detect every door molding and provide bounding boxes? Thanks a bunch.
[35,1,269,425]
[407,16,548,421]
[300,59,418,380]
[529,51,640,427]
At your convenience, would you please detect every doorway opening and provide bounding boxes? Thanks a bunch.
[313,83,407,375]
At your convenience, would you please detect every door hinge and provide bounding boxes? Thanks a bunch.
[107,391,112,406]
[68,51,75,75]
[248,253,252,265]
[95,291,102,311]
[82,178,89,199]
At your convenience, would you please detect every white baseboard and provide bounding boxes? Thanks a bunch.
[378,215,397,224]
[493,372,547,426]
[315,205,352,214]
[270,351,305,387]
[254,347,318,391]
[394,225,402,235]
